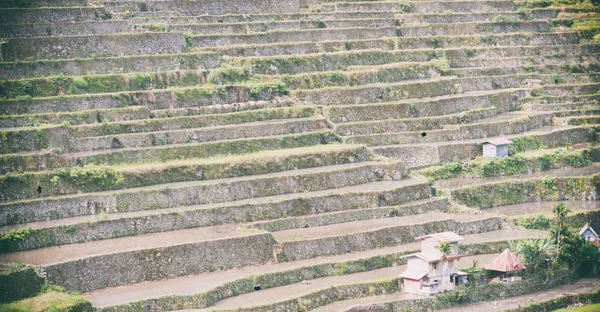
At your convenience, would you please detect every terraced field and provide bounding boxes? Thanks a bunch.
[0,0,599,310]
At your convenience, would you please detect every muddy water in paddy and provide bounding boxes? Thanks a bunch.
[484,200,600,217]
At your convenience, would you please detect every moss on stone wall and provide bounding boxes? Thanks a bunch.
[0,264,43,304]
[452,175,599,209]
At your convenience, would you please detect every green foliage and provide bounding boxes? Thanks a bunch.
[72,78,88,91]
[397,0,411,13]
[557,233,599,277]
[0,228,31,252]
[516,214,551,230]
[143,24,166,32]
[184,32,193,48]
[420,159,463,180]
[513,238,557,271]
[436,241,453,257]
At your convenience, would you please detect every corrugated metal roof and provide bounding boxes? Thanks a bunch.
[416,231,465,243]
[480,138,513,146]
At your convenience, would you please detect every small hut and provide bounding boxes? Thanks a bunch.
[485,249,525,283]
[480,138,512,158]
[579,223,600,250]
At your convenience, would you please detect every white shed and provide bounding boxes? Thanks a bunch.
[480,138,512,158]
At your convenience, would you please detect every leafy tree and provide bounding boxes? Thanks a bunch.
[514,239,557,271]
[558,233,599,277]
[551,203,572,246]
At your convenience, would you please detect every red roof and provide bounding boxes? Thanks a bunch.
[485,249,526,272]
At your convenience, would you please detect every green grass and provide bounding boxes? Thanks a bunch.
[555,303,600,311]
[0,289,91,312]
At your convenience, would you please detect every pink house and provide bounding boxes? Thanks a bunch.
[399,232,468,295]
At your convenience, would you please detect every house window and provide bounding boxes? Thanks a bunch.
[433,262,437,270]
[450,275,454,283]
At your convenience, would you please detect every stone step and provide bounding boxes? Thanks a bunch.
[66,106,317,139]
[0,176,429,254]
[454,64,600,78]
[458,55,600,69]
[293,77,460,106]
[150,98,299,118]
[168,18,397,34]
[312,0,516,13]
[0,159,407,225]
[0,32,186,61]
[0,7,111,24]
[113,10,180,19]
[69,117,329,152]
[326,89,526,123]
[271,212,503,262]
[0,224,277,293]
[398,32,581,50]
[0,106,149,128]
[191,27,397,48]
[83,228,543,310]
[0,20,133,38]
[0,83,287,115]
[0,51,220,80]
[128,11,396,25]
[0,144,369,202]
[103,0,299,15]
[524,101,599,112]
[345,111,554,146]
[0,0,87,8]
[270,60,444,90]
[396,9,559,24]
[0,130,336,175]
[230,43,598,76]
[371,125,595,167]
[519,93,600,105]
[243,197,447,232]
[0,69,212,99]
[336,106,498,136]
[193,253,494,311]
[398,21,551,37]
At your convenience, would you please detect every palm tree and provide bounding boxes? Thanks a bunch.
[515,238,558,271]
[437,241,453,259]
[552,203,572,246]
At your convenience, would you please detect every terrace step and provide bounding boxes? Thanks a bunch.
[371,125,595,167]
[196,253,496,311]
[83,228,544,310]
[0,106,150,128]
[1,32,186,61]
[0,224,277,292]
[436,163,600,191]
[336,106,499,136]
[128,12,396,25]
[0,20,134,38]
[524,101,599,112]
[0,51,220,80]
[396,9,559,24]
[0,0,88,8]
[398,21,551,37]
[231,43,599,76]
[397,32,581,50]
[0,69,212,99]
[0,7,111,24]
[0,143,369,203]
[344,111,554,146]
[167,18,397,34]
[271,211,503,262]
[0,176,433,253]
[103,0,300,15]
[311,0,516,13]
[326,89,526,123]
[0,83,285,115]
[191,27,397,48]
[69,117,329,152]
[0,159,407,226]
[0,131,336,174]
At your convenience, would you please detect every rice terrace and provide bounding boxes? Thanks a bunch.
[1,0,600,310]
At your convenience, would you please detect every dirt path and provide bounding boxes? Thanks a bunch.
[438,278,600,312]
[188,254,499,311]
[84,229,543,308]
